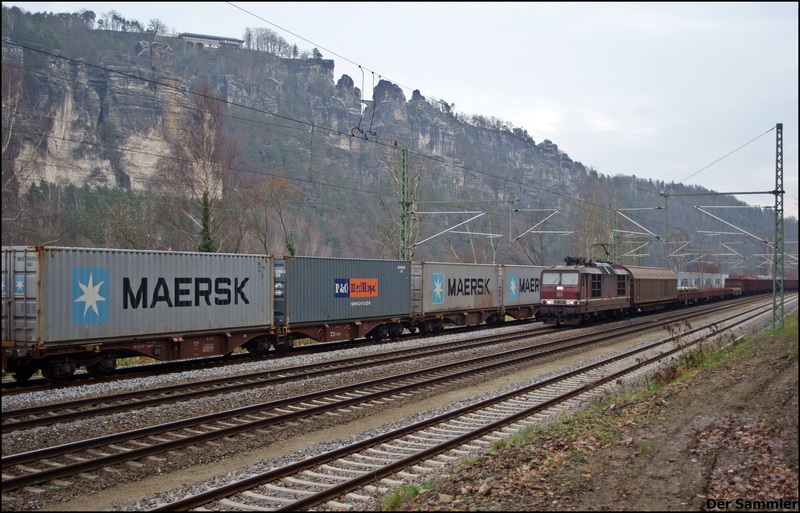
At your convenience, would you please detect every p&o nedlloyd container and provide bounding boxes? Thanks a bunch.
[273,256,411,342]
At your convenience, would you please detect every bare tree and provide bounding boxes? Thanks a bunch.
[569,192,612,262]
[234,172,304,255]
[375,145,428,259]
[293,216,332,257]
[156,81,238,251]
[14,181,67,245]
[242,28,253,50]
[245,27,295,57]
[147,18,168,34]
[97,190,164,249]
[2,41,47,232]
[2,42,24,195]
[104,11,122,31]
[509,219,548,265]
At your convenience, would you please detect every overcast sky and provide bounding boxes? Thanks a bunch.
[5,2,799,221]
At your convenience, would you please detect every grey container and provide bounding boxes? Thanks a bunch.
[2,246,273,346]
[678,271,727,289]
[277,256,411,325]
[501,265,546,306]
[411,261,502,314]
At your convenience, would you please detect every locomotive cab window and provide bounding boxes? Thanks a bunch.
[542,271,579,289]
[542,273,559,286]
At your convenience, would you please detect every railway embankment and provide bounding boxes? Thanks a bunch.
[388,310,799,511]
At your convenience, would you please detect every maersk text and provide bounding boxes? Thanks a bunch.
[123,277,250,308]
[448,278,490,296]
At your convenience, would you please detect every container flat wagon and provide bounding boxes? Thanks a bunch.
[273,256,412,346]
[2,246,273,381]
[677,271,727,289]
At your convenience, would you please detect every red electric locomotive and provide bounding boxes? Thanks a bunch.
[539,257,631,326]
[539,257,683,326]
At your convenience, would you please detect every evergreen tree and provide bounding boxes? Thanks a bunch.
[198,191,215,252]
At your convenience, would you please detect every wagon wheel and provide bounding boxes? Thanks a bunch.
[12,366,36,383]
[86,355,117,379]
[387,324,403,339]
[41,359,76,383]
[244,337,271,357]
[370,325,388,341]
[275,338,294,355]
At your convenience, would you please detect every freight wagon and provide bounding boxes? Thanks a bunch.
[725,276,774,295]
[268,256,413,351]
[2,246,548,383]
[538,258,737,326]
[2,246,274,382]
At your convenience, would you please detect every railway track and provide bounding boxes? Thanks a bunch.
[1,296,775,500]
[0,320,538,394]
[1,324,558,431]
[2,298,760,432]
[146,300,780,511]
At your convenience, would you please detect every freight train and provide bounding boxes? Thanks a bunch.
[2,246,546,383]
[537,256,795,326]
[3,247,791,384]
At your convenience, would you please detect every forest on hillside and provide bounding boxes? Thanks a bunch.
[2,5,795,276]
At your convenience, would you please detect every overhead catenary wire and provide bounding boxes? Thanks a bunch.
[2,39,789,251]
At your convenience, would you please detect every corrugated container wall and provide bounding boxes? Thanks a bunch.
[502,265,547,306]
[280,257,411,324]
[412,262,502,314]
[2,246,273,346]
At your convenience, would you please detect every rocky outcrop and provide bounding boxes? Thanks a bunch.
[4,35,584,207]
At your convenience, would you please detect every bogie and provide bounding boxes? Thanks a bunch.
[40,359,77,383]
[86,354,118,379]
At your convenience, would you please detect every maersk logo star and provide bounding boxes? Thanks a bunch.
[508,274,518,299]
[72,268,110,324]
[0,276,21,296]
[432,273,445,304]
[76,274,105,315]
